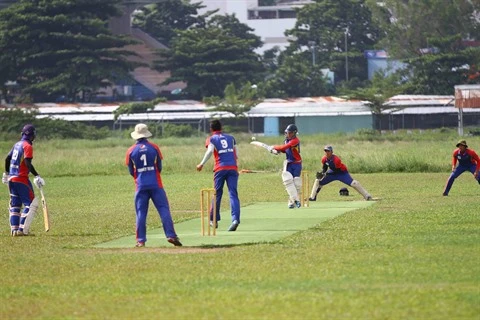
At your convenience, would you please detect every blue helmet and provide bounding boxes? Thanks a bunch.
[21,124,36,141]
[284,124,298,134]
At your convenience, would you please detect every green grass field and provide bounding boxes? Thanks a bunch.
[0,133,479,319]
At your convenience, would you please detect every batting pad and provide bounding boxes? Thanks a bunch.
[95,201,374,248]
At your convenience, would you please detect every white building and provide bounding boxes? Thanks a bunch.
[199,0,313,53]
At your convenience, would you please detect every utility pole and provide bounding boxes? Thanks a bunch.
[345,27,349,81]
[308,41,316,65]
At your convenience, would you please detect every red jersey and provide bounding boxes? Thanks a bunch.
[452,148,480,171]
[273,136,301,163]
[322,154,348,172]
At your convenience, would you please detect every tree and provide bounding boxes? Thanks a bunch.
[260,53,335,98]
[285,0,383,83]
[132,0,213,47]
[400,35,480,95]
[113,97,166,120]
[366,0,480,59]
[203,82,261,118]
[155,14,265,99]
[0,0,141,102]
[340,69,408,114]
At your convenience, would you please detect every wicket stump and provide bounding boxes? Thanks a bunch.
[301,170,310,207]
[200,188,217,236]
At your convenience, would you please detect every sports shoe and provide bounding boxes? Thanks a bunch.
[135,242,145,247]
[167,237,183,247]
[12,230,26,237]
[288,204,295,209]
[228,220,239,232]
[295,200,301,208]
[209,221,218,229]
[308,197,316,201]
[366,196,372,201]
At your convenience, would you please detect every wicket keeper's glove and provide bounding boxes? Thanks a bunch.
[34,176,45,188]
[2,172,9,184]
[316,171,325,180]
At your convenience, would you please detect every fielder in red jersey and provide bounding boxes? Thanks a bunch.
[443,139,480,196]
[309,145,372,201]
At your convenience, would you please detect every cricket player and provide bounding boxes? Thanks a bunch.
[3,124,45,236]
[269,124,302,209]
[443,139,480,196]
[126,123,182,247]
[196,119,240,232]
[309,145,372,201]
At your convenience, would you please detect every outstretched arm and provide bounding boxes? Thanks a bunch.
[196,144,214,171]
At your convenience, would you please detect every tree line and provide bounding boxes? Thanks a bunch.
[0,0,479,107]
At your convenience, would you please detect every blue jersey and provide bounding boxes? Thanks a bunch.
[8,139,33,184]
[206,131,238,172]
[125,139,164,191]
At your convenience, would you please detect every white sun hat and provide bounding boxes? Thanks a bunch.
[130,123,152,140]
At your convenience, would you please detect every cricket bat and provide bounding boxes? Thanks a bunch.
[39,187,50,232]
[250,141,279,155]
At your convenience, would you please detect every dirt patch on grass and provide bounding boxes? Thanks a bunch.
[92,247,229,254]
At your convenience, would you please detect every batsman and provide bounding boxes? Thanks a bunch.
[2,124,45,236]
[268,124,303,209]
[309,145,372,201]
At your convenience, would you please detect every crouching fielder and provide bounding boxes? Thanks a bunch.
[309,145,372,201]
[3,124,45,236]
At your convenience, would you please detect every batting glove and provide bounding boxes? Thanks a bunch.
[268,146,279,155]
[34,176,45,188]
[2,172,9,184]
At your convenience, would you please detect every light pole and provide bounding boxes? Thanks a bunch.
[308,41,316,66]
[344,27,349,81]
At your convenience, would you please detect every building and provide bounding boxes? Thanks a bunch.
[199,0,313,53]
[377,95,480,131]
[247,97,372,135]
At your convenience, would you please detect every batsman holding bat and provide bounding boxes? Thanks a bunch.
[3,124,45,236]
[269,124,303,209]
[309,145,372,201]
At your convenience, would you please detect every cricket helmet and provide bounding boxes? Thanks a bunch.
[339,187,349,196]
[21,124,36,141]
[284,124,298,134]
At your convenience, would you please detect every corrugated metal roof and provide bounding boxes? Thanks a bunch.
[248,97,370,117]
[39,111,234,122]
[25,95,480,122]
[383,107,479,115]
[385,95,455,107]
